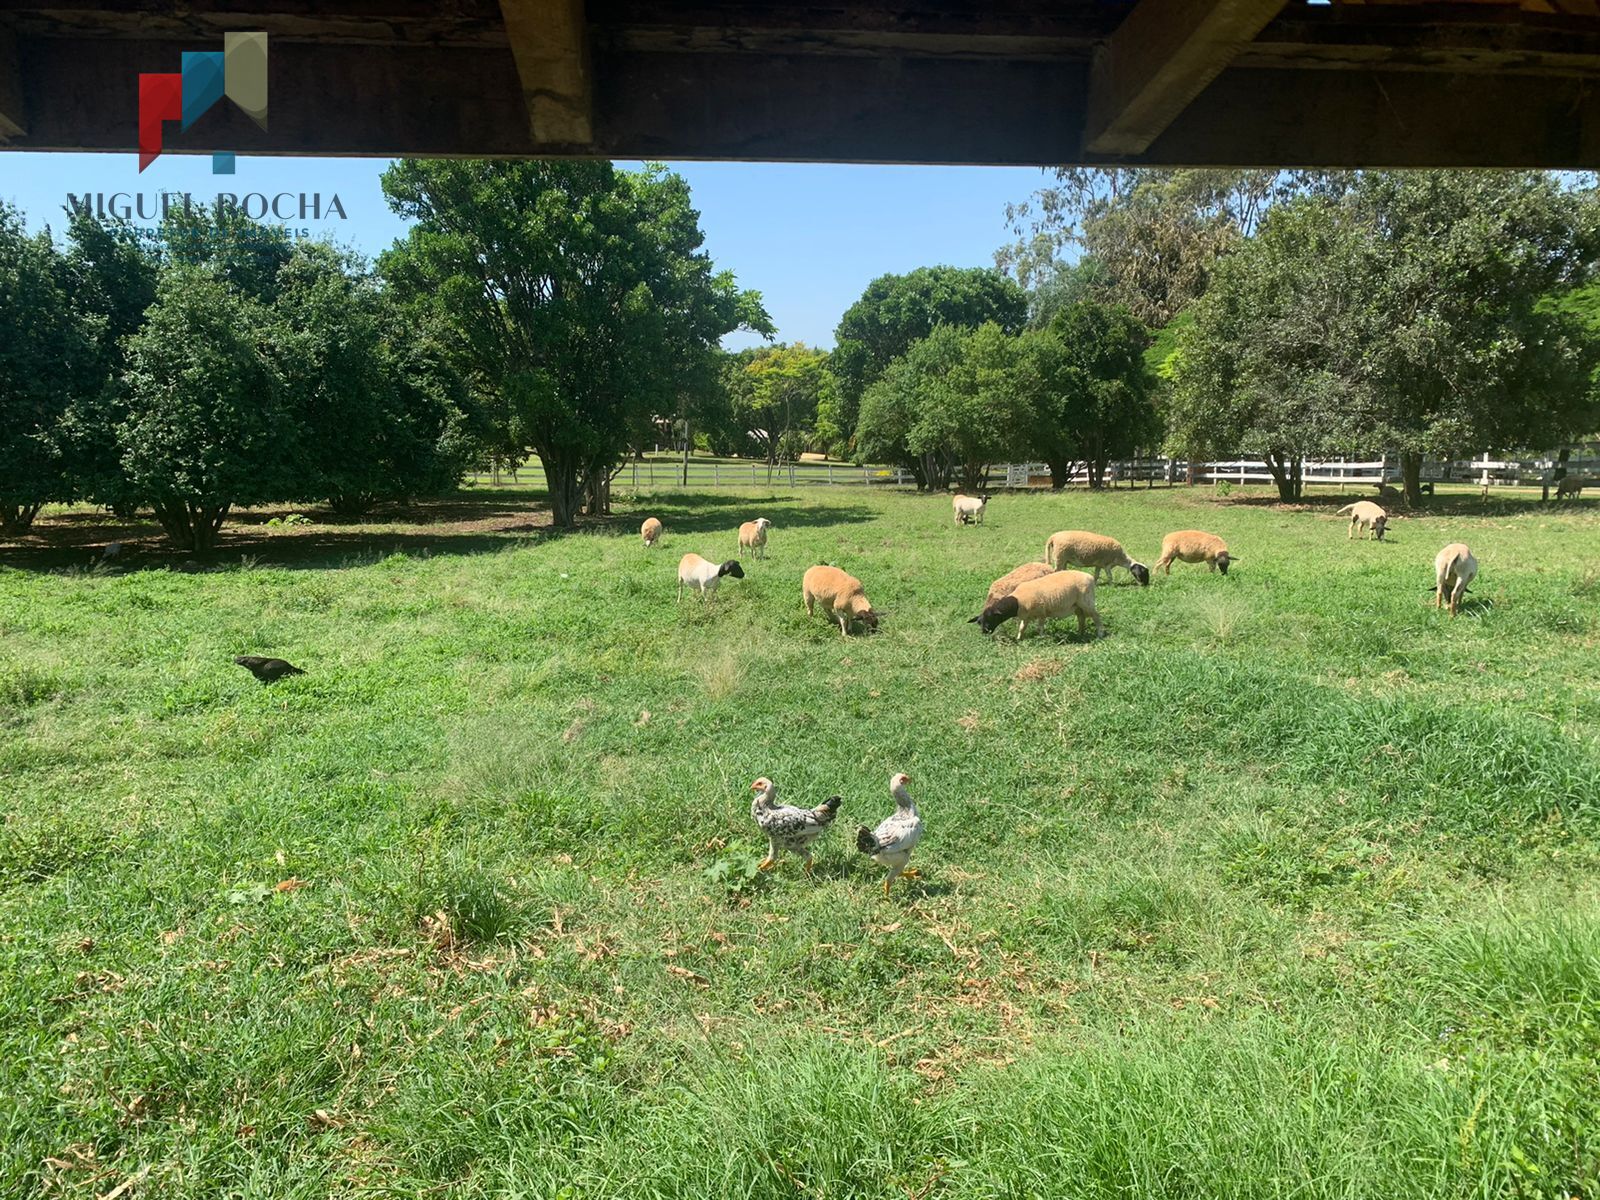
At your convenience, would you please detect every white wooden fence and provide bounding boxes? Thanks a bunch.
[484,451,1599,492]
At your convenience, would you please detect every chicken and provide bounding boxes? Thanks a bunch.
[856,772,923,895]
[234,655,305,683]
[749,777,843,874]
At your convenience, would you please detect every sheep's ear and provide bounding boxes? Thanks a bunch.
[967,614,981,623]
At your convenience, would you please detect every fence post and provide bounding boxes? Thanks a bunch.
[827,463,834,484]
[632,461,638,487]
[714,462,720,486]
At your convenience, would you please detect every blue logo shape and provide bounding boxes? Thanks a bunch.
[180,51,226,131]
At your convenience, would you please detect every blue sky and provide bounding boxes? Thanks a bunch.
[0,152,1049,349]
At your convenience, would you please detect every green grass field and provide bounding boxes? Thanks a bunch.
[3,485,1599,1198]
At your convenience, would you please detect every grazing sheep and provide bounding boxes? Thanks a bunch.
[969,569,1101,641]
[1043,530,1150,587]
[802,565,880,637]
[677,553,744,601]
[1336,501,1389,541]
[1556,476,1587,500]
[952,493,989,526]
[984,561,1056,607]
[1434,542,1478,617]
[738,517,773,559]
[1155,530,1234,576]
[640,517,663,548]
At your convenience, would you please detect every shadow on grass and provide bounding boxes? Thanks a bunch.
[1219,490,1592,518]
[0,488,882,575]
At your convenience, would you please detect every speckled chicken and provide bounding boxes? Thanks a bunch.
[749,777,843,874]
[856,772,923,895]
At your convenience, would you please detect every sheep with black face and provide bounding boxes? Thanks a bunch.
[970,569,1101,641]
[677,553,744,601]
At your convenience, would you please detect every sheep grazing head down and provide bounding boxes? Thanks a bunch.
[969,595,1019,635]
[1130,562,1151,587]
[1214,552,1232,576]
[1372,516,1389,541]
[858,608,881,632]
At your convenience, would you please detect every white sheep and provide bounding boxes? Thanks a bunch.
[640,517,663,548]
[952,493,989,526]
[969,569,1101,640]
[1043,530,1150,587]
[738,518,772,559]
[1155,530,1234,575]
[984,561,1055,607]
[1336,501,1388,540]
[677,553,744,601]
[802,565,880,637]
[1434,542,1478,617]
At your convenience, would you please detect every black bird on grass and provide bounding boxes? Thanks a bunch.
[234,656,305,683]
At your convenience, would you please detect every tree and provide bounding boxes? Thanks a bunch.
[1348,172,1600,504]
[119,266,291,551]
[273,243,468,516]
[832,266,1027,448]
[0,205,101,534]
[1014,302,1160,490]
[379,160,769,527]
[722,343,834,472]
[999,170,1302,326]
[1168,199,1376,502]
[60,210,159,517]
[855,323,1027,491]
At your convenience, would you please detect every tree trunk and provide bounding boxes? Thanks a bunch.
[582,465,612,517]
[1265,452,1302,503]
[327,492,374,519]
[1401,451,1424,507]
[1,502,43,536]
[1045,458,1071,490]
[151,499,229,551]
[1547,446,1571,501]
[540,450,583,528]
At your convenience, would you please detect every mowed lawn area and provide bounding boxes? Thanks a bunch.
[3,485,1599,1198]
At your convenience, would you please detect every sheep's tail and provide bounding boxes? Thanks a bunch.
[814,795,843,824]
[855,826,879,855]
[1335,503,1356,515]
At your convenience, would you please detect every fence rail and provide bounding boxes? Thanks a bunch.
[474,451,1600,493]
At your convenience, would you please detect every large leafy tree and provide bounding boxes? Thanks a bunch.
[379,160,770,527]
[60,210,159,517]
[274,243,469,516]
[1349,171,1600,503]
[0,205,101,535]
[831,266,1027,448]
[855,323,1026,491]
[1169,199,1376,502]
[119,265,292,551]
[721,343,835,469]
[1015,301,1160,490]
[999,170,1302,327]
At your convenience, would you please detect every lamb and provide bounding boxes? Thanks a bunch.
[1556,476,1587,500]
[1043,530,1150,587]
[984,561,1056,607]
[969,569,1101,641]
[1434,542,1478,617]
[1374,482,1404,504]
[952,493,989,526]
[738,517,772,559]
[1154,530,1234,576]
[640,517,663,548]
[677,553,744,601]
[1336,501,1389,540]
[802,565,880,636]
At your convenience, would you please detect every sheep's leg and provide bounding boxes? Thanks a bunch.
[677,579,684,602]
[1077,611,1087,636]
[1015,619,1027,642]
[838,613,849,637]
[804,592,814,616]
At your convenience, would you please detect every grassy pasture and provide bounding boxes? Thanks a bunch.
[2,484,1599,1198]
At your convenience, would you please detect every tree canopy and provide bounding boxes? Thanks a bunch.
[379,159,771,526]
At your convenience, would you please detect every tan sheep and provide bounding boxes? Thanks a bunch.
[802,565,880,637]
[1043,530,1150,587]
[970,569,1101,641]
[1155,530,1234,576]
[1335,501,1388,541]
[1556,476,1587,500]
[1434,542,1478,617]
[640,517,663,548]
[738,517,773,559]
[984,561,1056,607]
